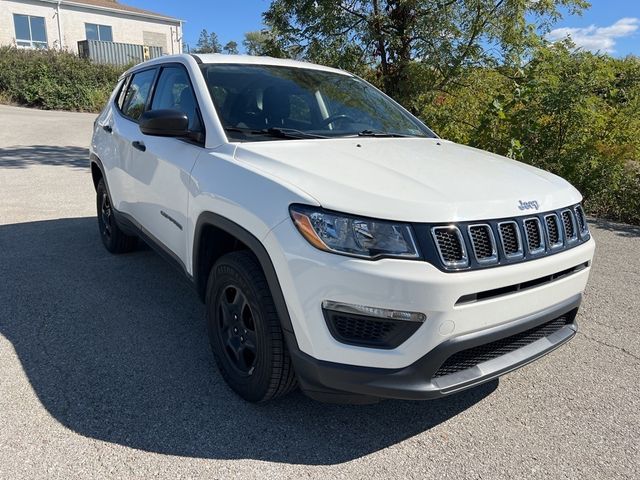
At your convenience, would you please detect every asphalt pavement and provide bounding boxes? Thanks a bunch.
[0,104,638,479]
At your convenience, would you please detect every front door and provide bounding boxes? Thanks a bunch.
[126,65,205,268]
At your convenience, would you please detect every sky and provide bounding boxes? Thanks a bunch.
[124,0,640,56]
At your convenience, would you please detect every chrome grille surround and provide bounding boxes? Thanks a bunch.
[467,224,498,264]
[523,217,546,255]
[431,226,469,269]
[544,213,563,250]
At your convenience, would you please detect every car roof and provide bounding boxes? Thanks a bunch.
[123,53,353,78]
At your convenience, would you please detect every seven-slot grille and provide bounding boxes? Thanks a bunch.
[430,204,589,270]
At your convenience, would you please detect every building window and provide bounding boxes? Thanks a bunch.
[13,14,48,49]
[85,23,113,42]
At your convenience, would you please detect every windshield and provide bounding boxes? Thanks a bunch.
[200,64,436,141]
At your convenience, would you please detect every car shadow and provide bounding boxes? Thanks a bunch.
[0,145,89,169]
[0,217,496,465]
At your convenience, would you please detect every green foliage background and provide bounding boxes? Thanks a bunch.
[417,43,640,224]
[0,47,122,112]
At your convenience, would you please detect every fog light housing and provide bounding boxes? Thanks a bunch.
[322,301,425,349]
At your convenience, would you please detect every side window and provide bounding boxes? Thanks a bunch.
[150,66,202,132]
[120,69,156,121]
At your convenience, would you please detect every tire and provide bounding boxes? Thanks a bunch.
[206,251,297,402]
[96,178,137,254]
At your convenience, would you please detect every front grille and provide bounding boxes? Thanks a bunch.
[561,210,576,240]
[524,218,543,252]
[424,203,589,272]
[433,314,573,378]
[432,227,467,266]
[468,225,495,261]
[545,214,562,247]
[498,222,521,256]
[323,310,421,349]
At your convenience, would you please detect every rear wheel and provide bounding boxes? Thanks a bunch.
[96,179,137,254]
[206,251,297,402]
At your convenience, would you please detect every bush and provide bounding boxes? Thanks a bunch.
[0,47,124,112]
[418,44,640,225]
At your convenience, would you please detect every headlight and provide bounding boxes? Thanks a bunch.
[289,204,420,259]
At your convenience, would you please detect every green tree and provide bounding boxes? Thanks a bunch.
[264,0,588,109]
[193,29,222,54]
[223,40,239,55]
[243,30,287,57]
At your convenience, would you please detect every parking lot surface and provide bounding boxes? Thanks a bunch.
[0,105,638,479]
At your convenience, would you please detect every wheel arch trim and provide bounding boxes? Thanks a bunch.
[193,211,296,336]
[90,153,106,191]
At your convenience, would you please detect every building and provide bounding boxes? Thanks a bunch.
[0,0,182,54]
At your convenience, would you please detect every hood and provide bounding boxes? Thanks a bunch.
[233,137,581,223]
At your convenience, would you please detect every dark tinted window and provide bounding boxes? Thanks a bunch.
[200,64,435,141]
[150,66,202,132]
[121,69,156,121]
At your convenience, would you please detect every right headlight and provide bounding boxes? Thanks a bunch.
[289,204,420,260]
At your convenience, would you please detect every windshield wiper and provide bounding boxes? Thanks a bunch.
[357,130,412,138]
[224,126,329,139]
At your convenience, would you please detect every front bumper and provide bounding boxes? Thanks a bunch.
[264,217,593,401]
[287,295,580,402]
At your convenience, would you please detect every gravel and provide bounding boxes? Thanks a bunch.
[1,105,638,479]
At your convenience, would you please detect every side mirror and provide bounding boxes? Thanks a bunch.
[139,109,189,137]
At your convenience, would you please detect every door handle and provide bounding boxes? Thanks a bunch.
[132,141,146,152]
[102,124,112,133]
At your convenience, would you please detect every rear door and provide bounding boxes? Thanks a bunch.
[126,64,205,269]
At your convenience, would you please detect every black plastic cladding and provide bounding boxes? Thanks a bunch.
[413,204,590,272]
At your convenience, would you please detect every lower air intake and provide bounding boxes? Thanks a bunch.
[433,314,573,378]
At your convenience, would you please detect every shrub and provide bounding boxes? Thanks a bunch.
[418,44,640,225]
[0,47,124,112]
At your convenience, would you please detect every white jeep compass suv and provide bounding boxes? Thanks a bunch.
[90,54,595,404]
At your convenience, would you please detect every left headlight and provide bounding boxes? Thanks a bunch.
[289,204,420,260]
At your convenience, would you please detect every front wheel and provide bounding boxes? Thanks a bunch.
[96,179,137,254]
[206,251,297,402]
